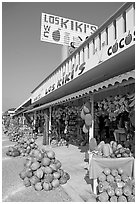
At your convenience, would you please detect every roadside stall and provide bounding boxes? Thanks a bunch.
[85,76,135,202]
[15,3,135,202]
[50,99,89,147]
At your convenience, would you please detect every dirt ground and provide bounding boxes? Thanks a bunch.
[2,133,72,202]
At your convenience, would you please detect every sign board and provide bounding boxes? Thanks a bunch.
[41,13,98,47]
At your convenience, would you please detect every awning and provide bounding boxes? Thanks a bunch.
[31,45,135,107]
[25,70,135,113]
[14,108,28,116]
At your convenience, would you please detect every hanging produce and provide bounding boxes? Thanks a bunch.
[51,103,89,146]
[83,102,91,113]
[19,148,70,191]
[80,109,86,120]
[129,109,135,127]
[82,124,89,134]
[95,94,133,122]
[51,105,81,146]
[81,101,92,134]
[128,93,135,127]
[96,168,135,202]
[85,113,92,126]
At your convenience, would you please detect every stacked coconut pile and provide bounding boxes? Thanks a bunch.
[6,136,38,157]
[96,167,135,202]
[19,149,70,191]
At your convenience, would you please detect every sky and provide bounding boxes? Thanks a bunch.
[2,1,125,112]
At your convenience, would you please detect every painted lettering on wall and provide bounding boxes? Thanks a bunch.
[33,93,42,102]
[45,62,86,95]
[107,30,135,56]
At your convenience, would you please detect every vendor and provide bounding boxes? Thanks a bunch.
[114,119,125,143]
[113,112,129,144]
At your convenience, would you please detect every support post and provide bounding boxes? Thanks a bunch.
[89,94,94,142]
[34,111,36,127]
[88,94,96,194]
[43,109,49,145]
[49,106,52,145]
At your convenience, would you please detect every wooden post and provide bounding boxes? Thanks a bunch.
[43,109,49,145]
[89,94,94,142]
[49,106,52,145]
[34,111,36,127]
[88,94,96,194]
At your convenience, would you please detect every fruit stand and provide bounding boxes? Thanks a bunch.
[76,80,135,202]
[87,137,135,202]
[96,166,135,202]
[89,154,134,193]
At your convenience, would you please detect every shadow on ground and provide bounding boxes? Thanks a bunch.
[84,172,93,185]
[83,173,97,202]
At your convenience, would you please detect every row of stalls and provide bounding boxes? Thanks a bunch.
[24,71,135,153]
[11,2,135,201]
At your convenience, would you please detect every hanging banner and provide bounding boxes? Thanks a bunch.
[41,13,98,47]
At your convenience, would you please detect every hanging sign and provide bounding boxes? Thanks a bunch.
[41,13,98,47]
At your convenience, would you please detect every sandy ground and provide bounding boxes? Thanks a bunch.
[2,133,72,202]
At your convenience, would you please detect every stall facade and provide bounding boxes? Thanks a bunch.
[25,2,135,148]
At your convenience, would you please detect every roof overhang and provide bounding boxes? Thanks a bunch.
[31,44,135,107]
[25,69,135,113]
[14,98,31,112]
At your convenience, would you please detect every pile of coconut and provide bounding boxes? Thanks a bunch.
[19,148,70,191]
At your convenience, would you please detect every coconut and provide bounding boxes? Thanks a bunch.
[80,109,86,120]
[83,102,91,113]
[52,179,60,188]
[83,124,89,133]
[34,182,43,191]
[47,150,55,159]
[85,113,92,126]
[41,157,51,166]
